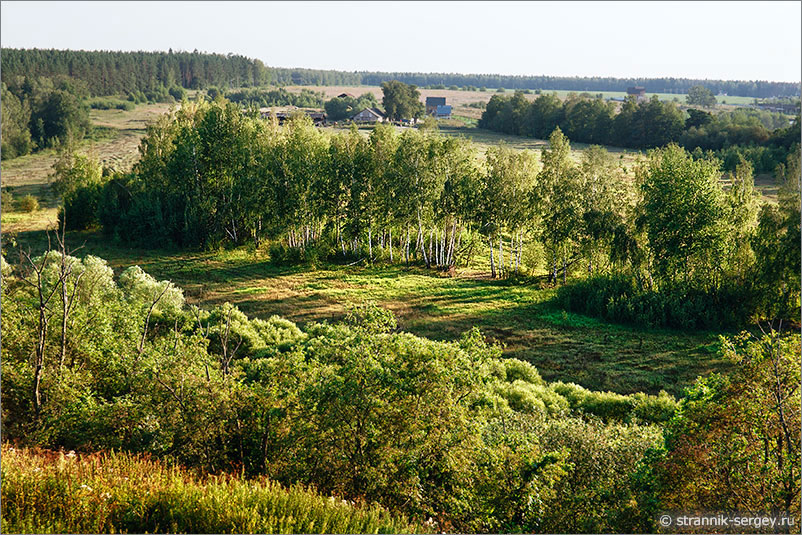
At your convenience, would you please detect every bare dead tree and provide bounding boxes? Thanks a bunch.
[218,306,243,375]
[19,233,65,422]
[54,216,85,371]
[137,284,172,356]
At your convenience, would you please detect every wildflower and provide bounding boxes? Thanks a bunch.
[66,450,76,458]
[79,484,93,492]
[101,492,112,501]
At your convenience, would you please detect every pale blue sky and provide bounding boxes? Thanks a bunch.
[1,1,800,82]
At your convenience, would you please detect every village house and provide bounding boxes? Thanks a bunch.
[425,96,447,115]
[434,105,452,119]
[626,86,647,103]
[352,107,385,123]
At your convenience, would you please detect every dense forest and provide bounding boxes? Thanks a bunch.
[480,91,801,172]
[2,48,799,97]
[56,99,800,330]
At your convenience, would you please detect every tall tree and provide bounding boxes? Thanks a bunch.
[381,80,424,122]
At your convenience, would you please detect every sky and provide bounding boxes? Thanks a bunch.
[1,1,800,83]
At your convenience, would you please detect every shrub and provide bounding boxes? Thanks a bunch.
[556,274,756,330]
[17,194,39,212]
[344,301,397,333]
[168,85,187,101]
[1,188,14,212]
[60,183,103,230]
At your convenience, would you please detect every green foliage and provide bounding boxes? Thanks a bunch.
[227,87,325,108]
[1,255,678,532]
[324,93,379,121]
[1,188,14,212]
[30,89,91,148]
[551,381,677,424]
[1,82,33,159]
[344,301,398,333]
[480,92,684,149]
[637,144,728,286]
[651,332,801,521]
[51,150,106,230]
[556,274,756,330]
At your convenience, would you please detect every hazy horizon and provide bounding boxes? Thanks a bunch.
[1,1,800,84]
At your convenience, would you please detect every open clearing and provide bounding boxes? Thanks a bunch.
[4,229,727,398]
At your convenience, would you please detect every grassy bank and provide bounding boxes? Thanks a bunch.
[0,445,423,534]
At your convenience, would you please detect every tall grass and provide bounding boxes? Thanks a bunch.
[1,445,424,534]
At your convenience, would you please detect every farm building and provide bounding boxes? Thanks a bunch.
[435,105,452,119]
[258,108,327,126]
[337,92,356,98]
[425,96,447,115]
[352,107,385,123]
[626,86,647,102]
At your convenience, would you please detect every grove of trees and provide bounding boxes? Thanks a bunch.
[324,92,380,121]
[1,78,91,159]
[480,91,801,173]
[55,97,800,330]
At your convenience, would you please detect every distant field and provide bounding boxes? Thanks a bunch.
[493,88,756,106]
[285,84,757,110]
[1,102,174,223]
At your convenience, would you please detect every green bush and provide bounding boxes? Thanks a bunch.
[17,194,39,212]
[556,274,756,330]
[168,85,187,101]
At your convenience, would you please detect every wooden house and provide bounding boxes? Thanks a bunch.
[352,107,385,123]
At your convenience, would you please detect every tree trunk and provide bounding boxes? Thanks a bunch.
[368,225,373,263]
[499,235,504,278]
[489,237,496,278]
[389,227,393,262]
[33,310,47,421]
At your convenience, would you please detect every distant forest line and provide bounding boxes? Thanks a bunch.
[1,48,800,98]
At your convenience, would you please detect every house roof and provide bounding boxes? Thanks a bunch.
[626,86,646,94]
[338,92,356,98]
[353,107,385,119]
[426,96,447,106]
[435,105,452,114]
